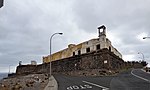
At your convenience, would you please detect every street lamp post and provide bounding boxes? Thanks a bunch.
[138,52,145,61]
[49,32,63,77]
[142,37,149,71]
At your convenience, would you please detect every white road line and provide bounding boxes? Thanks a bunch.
[141,69,150,74]
[131,69,150,83]
[82,80,109,90]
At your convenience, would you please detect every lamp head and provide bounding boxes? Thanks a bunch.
[143,37,146,39]
[58,33,63,35]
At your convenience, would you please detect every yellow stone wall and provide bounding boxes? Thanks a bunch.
[43,44,83,63]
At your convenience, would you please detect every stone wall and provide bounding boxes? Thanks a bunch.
[16,48,143,76]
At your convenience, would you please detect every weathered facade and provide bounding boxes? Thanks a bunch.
[43,25,122,63]
[16,48,125,76]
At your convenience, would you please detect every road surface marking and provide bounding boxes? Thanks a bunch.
[131,69,150,83]
[67,85,92,90]
[141,69,150,74]
[82,80,109,90]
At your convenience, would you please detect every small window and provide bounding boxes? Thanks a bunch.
[73,52,75,56]
[109,46,111,51]
[86,47,90,53]
[78,50,81,55]
[96,44,100,50]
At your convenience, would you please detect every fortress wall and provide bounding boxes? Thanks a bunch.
[16,49,127,76]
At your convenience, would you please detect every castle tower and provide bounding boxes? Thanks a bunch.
[98,25,106,42]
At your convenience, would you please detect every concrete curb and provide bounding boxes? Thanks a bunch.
[44,76,58,90]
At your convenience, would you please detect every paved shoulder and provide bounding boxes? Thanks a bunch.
[44,76,58,90]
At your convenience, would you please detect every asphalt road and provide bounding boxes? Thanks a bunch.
[54,69,150,90]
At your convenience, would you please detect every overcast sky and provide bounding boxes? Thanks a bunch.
[0,0,150,73]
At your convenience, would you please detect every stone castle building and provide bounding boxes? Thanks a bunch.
[15,25,145,76]
[43,25,122,63]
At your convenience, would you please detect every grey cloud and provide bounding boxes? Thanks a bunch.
[72,0,150,33]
